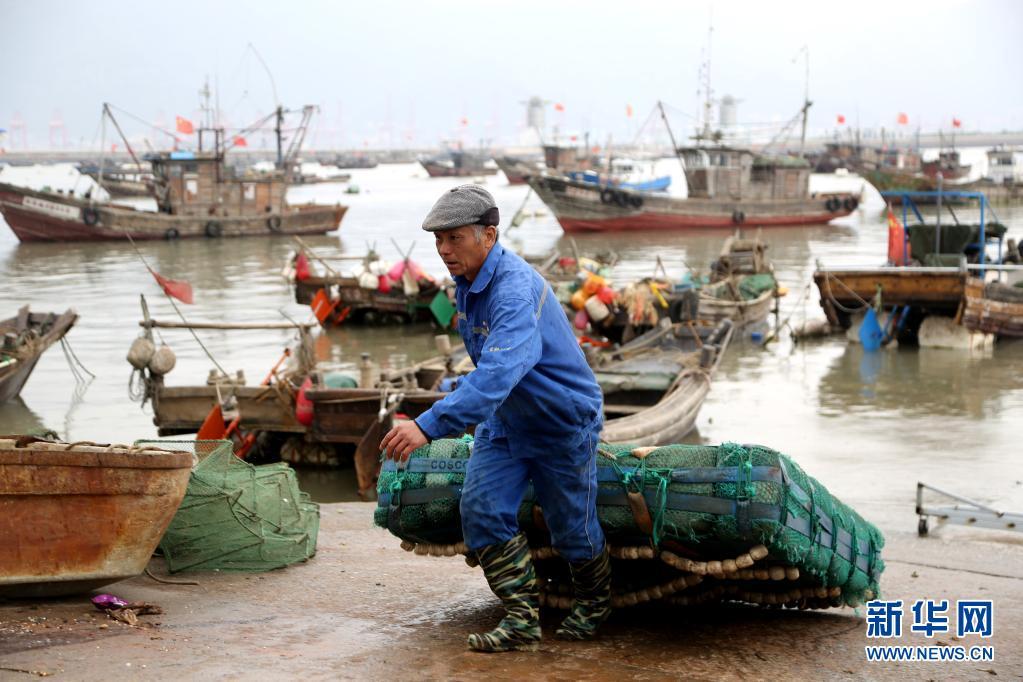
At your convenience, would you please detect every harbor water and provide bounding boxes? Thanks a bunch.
[2,161,1022,535]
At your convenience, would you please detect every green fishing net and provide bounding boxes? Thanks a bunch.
[375,438,884,606]
[136,439,319,573]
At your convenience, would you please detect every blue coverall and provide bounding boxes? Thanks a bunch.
[415,242,606,563]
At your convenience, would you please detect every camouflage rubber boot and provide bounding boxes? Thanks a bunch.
[555,545,612,640]
[467,533,541,653]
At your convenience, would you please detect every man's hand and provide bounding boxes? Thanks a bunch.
[379,420,428,463]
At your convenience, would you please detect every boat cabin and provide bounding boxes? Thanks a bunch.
[147,149,287,217]
[986,147,1021,184]
[678,146,810,201]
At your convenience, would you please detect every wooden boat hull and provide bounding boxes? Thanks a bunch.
[528,175,854,233]
[0,437,192,597]
[294,276,444,325]
[600,319,733,445]
[153,384,305,437]
[0,183,347,242]
[963,277,1023,337]
[419,160,498,177]
[0,308,78,403]
[813,267,966,327]
[494,157,536,185]
[698,289,775,327]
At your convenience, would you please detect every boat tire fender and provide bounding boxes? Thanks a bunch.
[164,228,180,240]
[205,220,223,238]
[825,197,840,212]
[267,215,283,232]
[842,196,858,211]
[82,207,100,226]
[731,210,746,225]
[613,191,629,208]
[629,194,643,210]
[600,188,614,204]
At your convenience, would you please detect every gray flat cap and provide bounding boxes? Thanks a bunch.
[422,184,500,232]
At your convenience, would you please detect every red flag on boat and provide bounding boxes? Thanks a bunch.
[887,206,910,266]
[836,114,846,124]
[151,270,194,304]
[626,104,634,118]
[295,251,311,281]
[175,116,195,135]
[952,117,962,128]
[896,112,909,125]
[554,103,565,112]
[233,135,248,147]
[460,117,469,127]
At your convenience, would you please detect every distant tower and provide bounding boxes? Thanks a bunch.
[719,95,738,130]
[526,96,547,131]
[10,112,27,150]
[49,110,67,150]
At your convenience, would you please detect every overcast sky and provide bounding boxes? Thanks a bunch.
[2,0,1021,150]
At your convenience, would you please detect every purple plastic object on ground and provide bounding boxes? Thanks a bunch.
[91,594,129,611]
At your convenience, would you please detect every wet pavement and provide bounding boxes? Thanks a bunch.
[1,503,1020,681]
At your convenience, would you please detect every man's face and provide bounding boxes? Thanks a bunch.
[434,225,496,281]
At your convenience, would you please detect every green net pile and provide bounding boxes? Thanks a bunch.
[376,438,884,608]
[136,440,319,573]
[738,273,777,300]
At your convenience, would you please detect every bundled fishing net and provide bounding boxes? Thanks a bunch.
[376,438,884,610]
[138,440,319,573]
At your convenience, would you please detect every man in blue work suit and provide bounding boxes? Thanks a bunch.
[380,184,611,653]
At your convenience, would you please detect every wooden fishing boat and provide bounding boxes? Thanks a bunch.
[813,267,966,329]
[293,273,453,326]
[0,105,347,242]
[288,247,457,327]
[528,147,858,233]
[815,191,1007,332]
[598,318,733,445]
[962,277,1023,337]
[0,436,192,597]
[698,235,778,327]
[419,150,497,177]
[0,307,78,402]
[494,156,540,185]
[153,383,307,437]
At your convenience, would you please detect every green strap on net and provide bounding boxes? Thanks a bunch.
[722,442,754,533]
[609,458,672,547]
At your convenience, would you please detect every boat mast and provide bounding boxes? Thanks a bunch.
[102,103,142,173]
[275,106,284,169]
[658,101,687,177]
[794,45,811,155]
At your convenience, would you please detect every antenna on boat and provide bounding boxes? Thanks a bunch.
[696,20,715,143]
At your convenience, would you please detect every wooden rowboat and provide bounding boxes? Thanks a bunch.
[963,277,1023,337]
[0,436,192,597]
[698,235,778,327]
[598,318,733,445]
[0,307,78,403]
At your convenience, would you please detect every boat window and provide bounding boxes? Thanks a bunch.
[243,183,256,200]
[185,178,198,201]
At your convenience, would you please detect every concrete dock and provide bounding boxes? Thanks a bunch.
[1,503,1021,681]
